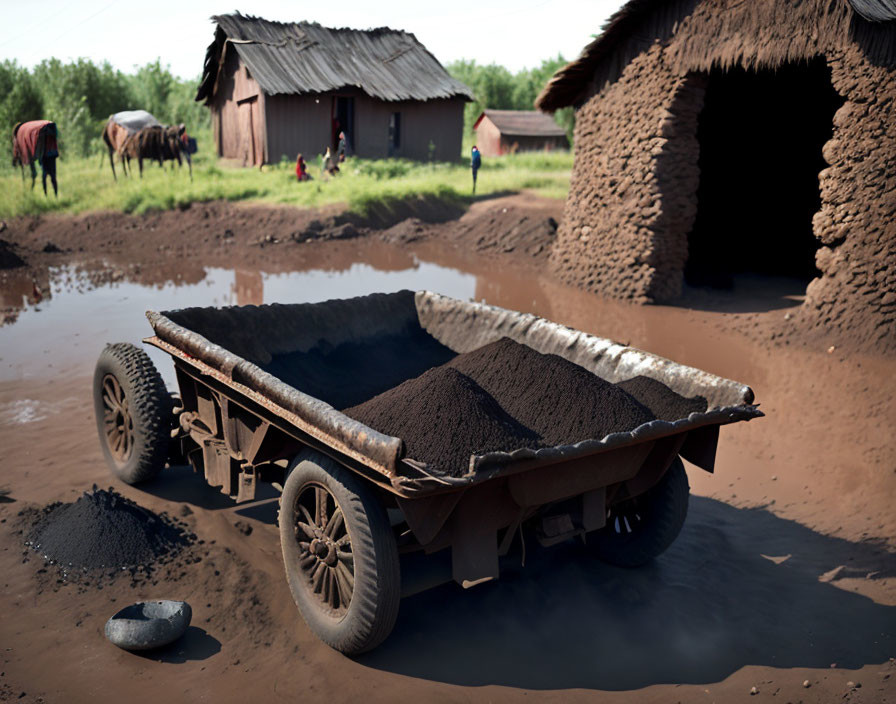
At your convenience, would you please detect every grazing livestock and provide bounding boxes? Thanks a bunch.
[102,109,160,180]
[120,124,192,180]
[103,110,192,180]
[11,121,59,196]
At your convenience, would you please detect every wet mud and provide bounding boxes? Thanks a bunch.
[0,194,894,703]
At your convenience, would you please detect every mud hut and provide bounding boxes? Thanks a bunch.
[536,0,895,350]
[196,13,473,165]
[472,110,569,156]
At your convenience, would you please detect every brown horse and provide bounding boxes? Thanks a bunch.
[12,120,58,196]
[103,118,192,180]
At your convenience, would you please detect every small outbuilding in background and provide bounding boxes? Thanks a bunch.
[537,0,895,352]
[195,13,473,166]
[472,109,569,157]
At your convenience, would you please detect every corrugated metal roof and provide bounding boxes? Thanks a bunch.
[849,0,896,21]
[196,13,473,103]
[475,109,567,137]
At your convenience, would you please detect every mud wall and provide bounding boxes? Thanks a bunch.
[551,0,895,349]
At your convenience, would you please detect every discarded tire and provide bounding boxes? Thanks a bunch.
[590,457,690,567]
[105,600,192,651]
[279,449,400,655]
[93,343,172,484]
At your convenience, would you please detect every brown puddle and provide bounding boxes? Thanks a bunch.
[1,235,894,547]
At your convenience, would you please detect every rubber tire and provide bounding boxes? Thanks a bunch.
[591,457,690,568]
[279,449,400,655]
[93,342,171,485]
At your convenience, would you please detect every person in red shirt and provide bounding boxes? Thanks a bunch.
[296,153,312,181]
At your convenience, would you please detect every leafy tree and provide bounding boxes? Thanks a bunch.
[447,55,575,143]
[0,61,44,150]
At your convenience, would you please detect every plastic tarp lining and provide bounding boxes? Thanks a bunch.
[147,290,761,480]
[111,110,161,134]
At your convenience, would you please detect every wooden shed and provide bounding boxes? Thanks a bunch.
[195,13,473,165]
[472,110,569,157]
[536,0,896,351]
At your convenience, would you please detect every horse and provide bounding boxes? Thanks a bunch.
[12,121,58,196]
[103,111,192,180]
[119,124,192,180]
[102,109,160,180]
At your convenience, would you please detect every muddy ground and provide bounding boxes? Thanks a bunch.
[0,194,894,703]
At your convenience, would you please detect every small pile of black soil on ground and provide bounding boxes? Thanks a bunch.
[0,239,25,269]
[448,338,654,446]
[615,375,708,421]
[26,486,191,572]
[343,366,540,476]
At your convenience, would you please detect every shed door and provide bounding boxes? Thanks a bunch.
[237,96,263,167]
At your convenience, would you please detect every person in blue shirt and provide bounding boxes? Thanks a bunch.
[471,145,481,194]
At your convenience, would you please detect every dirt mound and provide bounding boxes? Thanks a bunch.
[0,239,25,269]
[449,337,654,446]
[343,366,541,476]
[25,486,191,571]
[615,375,708,420]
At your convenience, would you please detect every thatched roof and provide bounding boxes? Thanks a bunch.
[196,13,473,104]
[536,0,896,112]
[474,110,567,137]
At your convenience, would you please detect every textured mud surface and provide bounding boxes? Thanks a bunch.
[345,337,660,474]
[616,375,708,421]
[344,366,541,474]
[449,337,654,445]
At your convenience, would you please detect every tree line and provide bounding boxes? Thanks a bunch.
[0,58,209,160]
[0,54,573,162]
[446,55,574,142]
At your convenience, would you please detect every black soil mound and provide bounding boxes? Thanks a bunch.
[0,239,25,269]
[615,375,708,421]
[343,366,540,476]
[26,487,191,571]
[265,325,457,409]
[449,338,654,446]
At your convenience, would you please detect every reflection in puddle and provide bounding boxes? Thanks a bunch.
[0,241,780,388]
[0,261,477,384]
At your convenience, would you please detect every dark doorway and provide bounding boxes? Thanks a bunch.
[334,96,355,153]
[684,59,843,288]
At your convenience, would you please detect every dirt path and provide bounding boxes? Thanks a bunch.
[1,195,894,703]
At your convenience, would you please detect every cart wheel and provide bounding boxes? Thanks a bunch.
[590,457,689,567]
[279,449,400,655]
[93,343,171,485]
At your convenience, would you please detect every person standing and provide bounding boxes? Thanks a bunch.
[337,131,347,163]
[471,145,481,194]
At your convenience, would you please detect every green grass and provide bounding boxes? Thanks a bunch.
[0,130,572,219]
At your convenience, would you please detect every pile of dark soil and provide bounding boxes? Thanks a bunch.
[266,325,457,409]
[449,338,654,446]
[0,239,25,269]
[343,366,540,475]
[615,375,708,421]
[25,486,191,571]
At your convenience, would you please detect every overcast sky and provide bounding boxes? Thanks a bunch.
[0,0,625,79]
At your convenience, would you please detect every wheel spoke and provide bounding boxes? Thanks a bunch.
[103,391,117,411]
[314,486,326,527]
[298,504,315,528]
[336,561,354,591]
[324,507,343,538]
[296,521,317,540]
[311,562,326,593]
[336,549,353,567]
